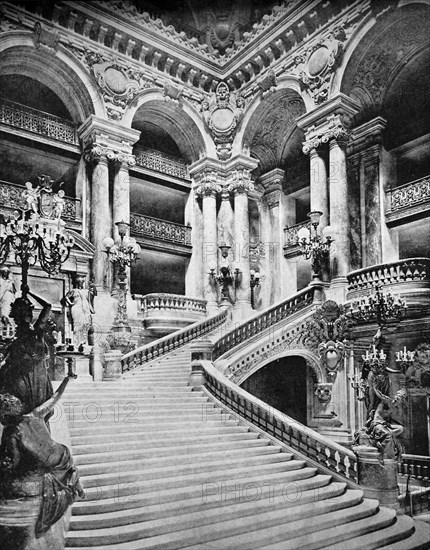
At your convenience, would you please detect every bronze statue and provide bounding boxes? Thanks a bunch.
[0,287,53,417]
[0,373,84,539]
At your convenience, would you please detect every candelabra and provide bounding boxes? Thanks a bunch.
[208,243,241,304]
[250,269,261,309]
[350,285,407,327]
[395,346,415,373]
[103,220,140,328]
[297,211,333,281]
[348,373,367,400]
[0,209,74,298]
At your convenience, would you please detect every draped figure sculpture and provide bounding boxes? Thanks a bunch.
[0,287,53,419]
[0,267,16,327]
[61,274,94,347]
[0,373,84,546]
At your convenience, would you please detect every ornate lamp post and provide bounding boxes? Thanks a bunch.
[208,243,241,304]
[103,220,140,328]
[250,269,261,309]
[297,210,333,281]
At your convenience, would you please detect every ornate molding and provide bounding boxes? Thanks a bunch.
[32,21,60,54]
[315,382,333,403]
[201,82,244,160]
[406,343,430,390]
[228,169,254,195]
[302,114,349,154]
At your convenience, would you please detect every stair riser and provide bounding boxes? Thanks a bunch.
[80,462,311,492]
[76,446,282,473]
[73,439,268,461]
[70,481,344,530]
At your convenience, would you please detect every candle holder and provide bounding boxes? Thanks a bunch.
[351,285,407,327]
[348,373,367,401]
[297,211,333,281]
[250,269,261,309]
[395,346,415,374]
[208,243,241,304]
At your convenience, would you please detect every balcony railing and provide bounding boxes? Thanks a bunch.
[121,309,228,373]
[212,286,316,361]
[347,258,430,299]
[0,98,78,145]
[387,175,430,217]
[0,179,80,221]
[284,220,311,247]
[130,212,192,246]
[134,147,189,180]
[203,362,358,484]
[134,293,206,315]
[399,454,430,482]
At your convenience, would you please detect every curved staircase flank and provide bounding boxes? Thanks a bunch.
[63,345,430,550]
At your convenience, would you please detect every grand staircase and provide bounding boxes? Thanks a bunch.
[63,346,430,550]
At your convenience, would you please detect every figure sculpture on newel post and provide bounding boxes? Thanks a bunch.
[61,274,95,348]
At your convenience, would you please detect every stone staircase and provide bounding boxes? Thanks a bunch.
[63,347,430,549]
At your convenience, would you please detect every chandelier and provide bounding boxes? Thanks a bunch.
[297,211,333,281]
[0,176,75,296]
[350,285,407,326]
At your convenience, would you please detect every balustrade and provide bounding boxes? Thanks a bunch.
[212,286,315,360]
[121,309,227,373]
[134,293,206,315]
[399,454,430,482]
[347,258,430,298]
[134,148,189,180]
[203,362,358,483]
[0,179,79,221]
[0,98,78,144]
[387,176,430,213]
[130,212,192,246]
[284,220,311,248]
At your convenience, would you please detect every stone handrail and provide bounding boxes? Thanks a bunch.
[134,147,189,180]
[0,179,80,221]
[284,220,311,247]
[399,454,430,482]
[212,286,316,361]
[0,98,78,144]
[347,258,430,294]
[133,293,206,315]
[202,361,358,483]
[121,308,228,373]
[130,212,192,246]
[387,176,430,212]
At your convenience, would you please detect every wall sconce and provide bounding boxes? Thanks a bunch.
[208,243,241,304]
[297,210,333,281]
[250,269,261,309]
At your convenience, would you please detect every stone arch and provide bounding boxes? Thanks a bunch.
[123,90,212,162]
[238,87,306,177]
[0,33,103,123]
[234,348,325,387]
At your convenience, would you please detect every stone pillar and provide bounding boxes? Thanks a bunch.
[303,144,328,228]
[260,169,285,304]
[329,133,350,279]
[86,148,111,289]
[346,153,362,271]
[230,173,253,319]
[196,181,219,313]
[112,154,135,240]
[185,188,203,298]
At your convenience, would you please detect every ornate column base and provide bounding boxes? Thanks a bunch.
[353,445,400,509]
[103,350,123,380]
[327,276,348,304]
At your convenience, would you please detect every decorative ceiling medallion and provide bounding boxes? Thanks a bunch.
[201,82,245,161]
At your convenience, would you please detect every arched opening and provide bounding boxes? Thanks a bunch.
[129,101,204,298]
[240,356,312,425]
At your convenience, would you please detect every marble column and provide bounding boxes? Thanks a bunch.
[231,176,253,318]
[329,136,350,279]
[199,184,219,313]
[112,154,134,240]
[346,153,362,271]
[308,146,329,228]
[86,148,111,289]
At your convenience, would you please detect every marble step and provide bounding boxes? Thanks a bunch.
[71,474,337,524]
[66,490,365,548]
[73,465,322,514]
[79,451,296,487]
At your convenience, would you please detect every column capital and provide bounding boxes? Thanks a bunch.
[263,189,282,209]
[347,116,387,157]
[112,152,136,168]
[194,171,221,198]
[79,114,140,157]
[259,168,284,193]
[228,169,254,195]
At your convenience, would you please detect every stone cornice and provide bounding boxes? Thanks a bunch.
[259,168,285,192]
[1,0,370,98]
[78,115,140,152]
[347,116,387,156]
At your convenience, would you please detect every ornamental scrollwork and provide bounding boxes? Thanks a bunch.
[305,300,351,377]
[201,82,245,161]
[405,343,430,390]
